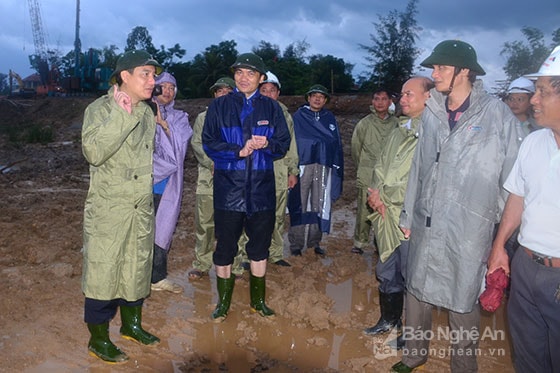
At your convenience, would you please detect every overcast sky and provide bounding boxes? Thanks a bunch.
[1,0,558,91]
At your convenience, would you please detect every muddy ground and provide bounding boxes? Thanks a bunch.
[0,95,514,372]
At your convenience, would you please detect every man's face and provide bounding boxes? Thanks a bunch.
[505,93,532,117]
[431,65,456,93]
[308,92,328,112]
[213,86,233,98]
[234,68,264,97]
[259,82,280,101]
[400,78,429,118]
[156,82,176,105]
[372,91,391,115]
[121,65,157,104]
[531,76,560,129]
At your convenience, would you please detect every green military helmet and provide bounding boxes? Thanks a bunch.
[420,40,486,76]
[209,77,236,93]
[109,50,163,84]
[305,84,330,103]
[230,53,267,77]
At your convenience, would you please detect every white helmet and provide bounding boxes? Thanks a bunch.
[262,71,281,89]
[525,45,560,80]
[507,77,535,94]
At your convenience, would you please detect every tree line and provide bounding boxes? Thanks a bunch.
[1,0,558,98]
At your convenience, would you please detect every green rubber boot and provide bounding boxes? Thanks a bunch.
[250,274,275,317]
[87,323,128,363]
[119,305,160,345]
[211,275,235,322]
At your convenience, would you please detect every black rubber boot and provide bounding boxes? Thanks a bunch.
[87,323,128,363]
[211,275,235,322]
[250,274,275,317]
[119,305,160,345]
[363,291,404,335]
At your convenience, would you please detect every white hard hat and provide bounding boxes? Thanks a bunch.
[507,77,535,94]
[262,71,281,89]
[525,45,560,80]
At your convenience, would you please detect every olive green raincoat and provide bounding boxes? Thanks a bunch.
[81,88,156,301]
[369,117,420,262]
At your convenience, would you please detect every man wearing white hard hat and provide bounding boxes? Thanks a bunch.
[488,45,560,373]
[258,71,299,266]
[505,77,539,142]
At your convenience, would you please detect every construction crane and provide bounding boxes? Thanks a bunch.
[27,0,60,95]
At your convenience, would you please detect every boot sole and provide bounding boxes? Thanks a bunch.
[121,334,160,346]
[250,307,276,318]
[88,349,129,364]
[210,314,227,323]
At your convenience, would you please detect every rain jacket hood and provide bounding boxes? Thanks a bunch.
[153,79,192,250]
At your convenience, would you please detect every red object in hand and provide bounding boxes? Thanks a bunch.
[480,268,509,312]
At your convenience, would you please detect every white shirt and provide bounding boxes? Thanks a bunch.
[504,128,560,257]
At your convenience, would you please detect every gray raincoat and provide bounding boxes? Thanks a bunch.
[81,88,156,301]
[400,81,520,313]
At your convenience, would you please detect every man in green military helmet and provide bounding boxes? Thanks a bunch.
[391,40,520,373]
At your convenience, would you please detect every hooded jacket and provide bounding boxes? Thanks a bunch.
[202,89,290,214]
[81,87,156,301]
[400,80,520,313]
[288,105,344,233]
[153,72,193,250]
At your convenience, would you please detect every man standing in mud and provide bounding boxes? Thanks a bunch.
[488,45,560,373]
[350,88,399,255]
[390,40,519,373]
[81,50,162,363]
[364,77,433,348]
[202,53,290,322]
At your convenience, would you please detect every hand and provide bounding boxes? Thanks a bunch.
[288,174,298,189]
[239,139,255,158]
[113,85,132,114]
[487,244,510,277]
[367,188,386,219]
[400,227,411,239]
[252,135,268,149]
[155,105,170,134]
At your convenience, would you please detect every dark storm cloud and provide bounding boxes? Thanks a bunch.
[1,0,558,87]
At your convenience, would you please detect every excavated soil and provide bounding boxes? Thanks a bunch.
[0,95,514,372]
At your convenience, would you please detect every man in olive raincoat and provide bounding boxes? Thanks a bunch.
[390,41,520,373]
[363,77,433,348]
[350,88,398,255]
[81,50,163,364]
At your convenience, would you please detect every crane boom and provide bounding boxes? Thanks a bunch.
[27,0,49,60]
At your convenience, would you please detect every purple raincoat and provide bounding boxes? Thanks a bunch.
[153,72,193,250]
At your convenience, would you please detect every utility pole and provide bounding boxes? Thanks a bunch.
[74,0,81,77]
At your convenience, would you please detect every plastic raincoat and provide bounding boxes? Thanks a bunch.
[400,81,520,313]
[369,116,420,262]
[153,72,193,250]
[82,87,156,301]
